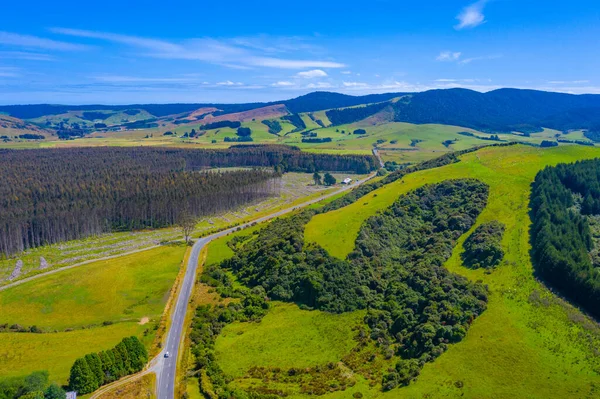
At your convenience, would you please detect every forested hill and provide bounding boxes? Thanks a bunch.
[0,92,404,119]
[392,88,600,133]
[3,88,600,133]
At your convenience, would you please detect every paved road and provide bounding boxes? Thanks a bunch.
[154,174,375,399]
[372,148,384,168]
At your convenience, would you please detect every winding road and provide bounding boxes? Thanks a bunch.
[154,173,375,398]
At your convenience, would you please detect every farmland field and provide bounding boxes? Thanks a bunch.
[7,118,587,164]
[0,245,185,386]
[0,322,147,384]
[215,302,364,378]
[0,245,186,330]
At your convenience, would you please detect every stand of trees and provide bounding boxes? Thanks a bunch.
[530,159,600,318]
[326,102,388,126]
[462,221,505,269]
[282,114,306,132]
[199,120,241,130]
[0,371,65,399]
[217,179,488,391]
[261,119,282,135]
[68,336,147,395]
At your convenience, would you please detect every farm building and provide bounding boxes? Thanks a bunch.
[342,178,353,184]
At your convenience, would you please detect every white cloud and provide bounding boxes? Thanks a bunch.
[271,81,295,87]
[436,51,462,62]
[92,75,197,83]
[459,54,502,64]
[0,31,87,51]
[0,51,55,61]
[343,82,368,87]
[435,79,458,82]
[341,70,352,75]
[51,28,346,70]
[251,58,343,69]
[0,67,20,78]
[50,28,179,52]
[455,1,488,30]
[548,80,590,84]
[216,80,243,86]
[307,82,333,89]
[296,69,328,79]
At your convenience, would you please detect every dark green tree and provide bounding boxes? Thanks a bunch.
[23,371,48,394]
[84,353,104,387]
[312,172,322,185]
[323,173,337,186]
[44,384,66,399]
[69,358,98,394]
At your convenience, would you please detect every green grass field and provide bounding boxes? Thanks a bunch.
[215,302,364,378]
[8,119,589,164]
[0,322,147,385]
[302,144,600,398]
[0,245,185,330]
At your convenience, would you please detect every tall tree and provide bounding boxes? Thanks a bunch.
[69,358,98,394]
[323,173,337,186]
[312,172,322,185]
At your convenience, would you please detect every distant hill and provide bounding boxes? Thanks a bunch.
[392,88,600,133]
[2,88,600,134]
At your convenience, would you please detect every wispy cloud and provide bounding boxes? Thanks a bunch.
[0,67,20,78]
[548,80,590,84]
[0,51,55,61]
[92,75,198,83]
[0,31,87,51]
[455,1,488,30]
[307,82,333,89]
[51,28,346,70]
[271,81,295,87]
[216,80,244,86]
[436,51,462,62]
[296,69,328,78]
[49,28,179,52]
[459,54,502,64]
[343,82,368,87]
[341,71,352,75]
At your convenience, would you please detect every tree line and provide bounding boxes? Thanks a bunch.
[68,336,147,395]
[530,159,600,318]
[326,102,388,126]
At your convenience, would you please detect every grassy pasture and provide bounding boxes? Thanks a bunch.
[303,144,600,398]
[0,322,147,384]
[215,302,364,378]
[0,245,185,330]
[5,119,569,164]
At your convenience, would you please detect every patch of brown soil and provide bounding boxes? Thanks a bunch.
[199,104,289,124]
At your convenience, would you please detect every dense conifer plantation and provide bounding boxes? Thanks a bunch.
[530,159,600,318]
[0,146,376,257]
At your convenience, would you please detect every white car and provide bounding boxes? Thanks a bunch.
[164,351,170,358]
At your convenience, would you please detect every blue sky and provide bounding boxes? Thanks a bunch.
[1,0,599,104]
